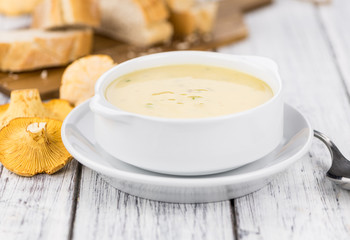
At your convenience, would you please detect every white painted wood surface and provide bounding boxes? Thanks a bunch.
[72,168,234,240]
[0,96,80,240]
[1,0,350,239]
[219,0,350,239]
[318,0,350,97]
[0,161,79,240]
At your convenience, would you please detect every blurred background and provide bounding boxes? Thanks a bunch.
[0,0,341,103]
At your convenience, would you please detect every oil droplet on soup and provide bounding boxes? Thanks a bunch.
[105,65,274,119]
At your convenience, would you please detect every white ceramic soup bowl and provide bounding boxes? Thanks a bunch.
[90,51,283,176]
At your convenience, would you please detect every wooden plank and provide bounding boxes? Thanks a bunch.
[0,161,80,240]
[0,0,247,100]
[71,168,234,240]
[0,92,80,239]
[317,0,350,93]
[218,0,350,239]
[300,0,332,4]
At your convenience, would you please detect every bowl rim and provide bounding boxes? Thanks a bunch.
[93,51,283,123]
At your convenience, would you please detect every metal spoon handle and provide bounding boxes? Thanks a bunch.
[314,130,342,160]
[314,130,350,189]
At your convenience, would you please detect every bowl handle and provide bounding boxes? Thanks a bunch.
[90,96,134,122]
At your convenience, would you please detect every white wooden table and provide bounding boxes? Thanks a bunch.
[1,0,350,239]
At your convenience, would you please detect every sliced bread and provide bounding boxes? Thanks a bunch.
[0,28,93,72]
[167,0,218,37]
[98,0,173,46]
[0,0,43,16]
[165,0,195,11]
[31,0,100,29]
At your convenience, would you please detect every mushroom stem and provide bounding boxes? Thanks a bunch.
[9,89,43,109]
[26,122,48,143]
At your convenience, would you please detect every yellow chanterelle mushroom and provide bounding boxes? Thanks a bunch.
[60,54,115,106]
[0,118,72,176]
[0,89,73,129]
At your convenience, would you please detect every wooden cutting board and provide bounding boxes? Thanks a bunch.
[240,0,272,11]
[0,0,272,99]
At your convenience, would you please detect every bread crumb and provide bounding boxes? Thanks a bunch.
[8,73,19,80]
[185,34,199,43]
[176,42,190,50]
[147,47,162,54]
[202,33,213,42]
[126,51,136,59]
[41,70,48,79]
[163,40,172,47]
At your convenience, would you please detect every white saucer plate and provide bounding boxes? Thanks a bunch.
[62,101,313,203]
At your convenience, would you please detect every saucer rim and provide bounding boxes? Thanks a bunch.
[62,100,313,187]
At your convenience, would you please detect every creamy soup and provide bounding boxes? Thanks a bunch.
[105,64,273,119]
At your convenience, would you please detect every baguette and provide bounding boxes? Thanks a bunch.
[0,0,42,16]
[0,28,93,72]
[99,21,173,47]
[98,0,173,46]
[31,0,100,29]
[167,0,218,37]
[165,0,194,11]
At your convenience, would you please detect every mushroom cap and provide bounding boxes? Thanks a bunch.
[60,54,115,106]
[0,89,73,129]
[0,117,72,176]
[44,99,74,120]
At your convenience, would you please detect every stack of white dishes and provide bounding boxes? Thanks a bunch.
[61,52,313,203]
